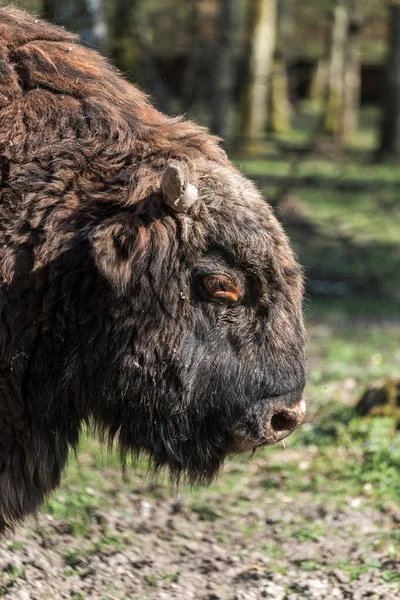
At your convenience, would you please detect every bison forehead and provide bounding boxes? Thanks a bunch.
[195,165,282,241]
[195,162,267,210]
[181,163,300,277]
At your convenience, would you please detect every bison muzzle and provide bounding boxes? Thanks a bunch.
[0,7,306,532]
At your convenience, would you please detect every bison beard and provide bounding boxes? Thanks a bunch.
[0,7,307,533]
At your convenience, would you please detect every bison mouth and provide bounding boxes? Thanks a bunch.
[228,391,306,453]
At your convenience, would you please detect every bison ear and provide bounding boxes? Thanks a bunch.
[161,163,199,212]
[91,216,139,294]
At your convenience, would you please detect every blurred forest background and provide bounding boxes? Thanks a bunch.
[2,2,400,599]
[13,0,400,301]
[11,0,400,153]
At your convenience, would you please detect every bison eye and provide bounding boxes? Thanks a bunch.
[202,275,241,303]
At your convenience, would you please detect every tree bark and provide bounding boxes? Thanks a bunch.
[379,2,400,159]
[323,2,349,137]
[211,0,241,139]
[341,1,362,143]
[182,0,204,113]
[269,0,294,134]
[109,0,138,75]
[309,59,330,109]
[240,0,278,152]
[269,56,291,133]
[132,6,170,113]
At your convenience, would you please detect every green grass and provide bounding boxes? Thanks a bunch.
[239,158,400,185]
[261,543,285,560]
[43,450,109,536]
[307,308,400,389]
[143,574,158,588]
[234,104,400,300]
[163,571,181,583]
[287,411,400,505]
[238,153,400,299]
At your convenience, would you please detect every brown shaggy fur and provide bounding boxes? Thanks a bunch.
[0,7,306,533]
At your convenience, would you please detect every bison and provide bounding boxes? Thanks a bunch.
[0,7,306,533]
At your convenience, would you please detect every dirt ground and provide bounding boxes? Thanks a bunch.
[0,452,399,600]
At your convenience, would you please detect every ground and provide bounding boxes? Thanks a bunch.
[0,107,399,600]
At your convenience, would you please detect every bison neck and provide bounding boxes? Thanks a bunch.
[0,226,95,531]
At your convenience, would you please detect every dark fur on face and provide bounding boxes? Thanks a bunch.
[0,7,306,533]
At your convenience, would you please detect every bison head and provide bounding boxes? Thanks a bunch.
[87,159,306,483]
[0,6,306,531]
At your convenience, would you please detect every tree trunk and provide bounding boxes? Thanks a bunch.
[110,0,138,74]
[211,0,241,139]
[269,0,294,134]
[341,1,362,143]
[132,6,170,113]
[269,56,291,133]
[309,14,331,110]
[240,0,278,153]
[379,2,400,159]
[323,2,349,137]
[309,59,329,109]
[182,0,204,114]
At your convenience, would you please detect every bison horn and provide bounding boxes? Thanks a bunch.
[161,164,198,212]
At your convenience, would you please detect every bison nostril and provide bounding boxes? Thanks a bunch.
[270,410,298,433]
